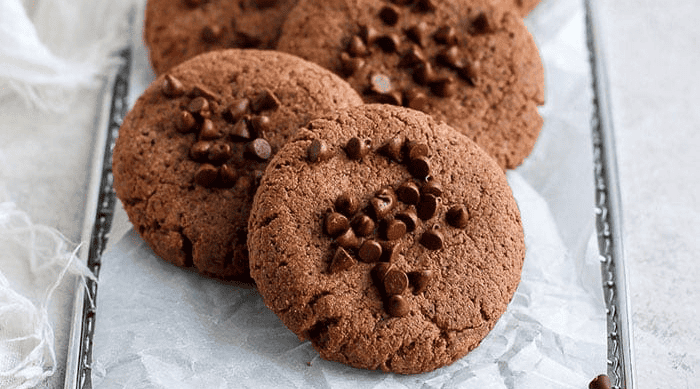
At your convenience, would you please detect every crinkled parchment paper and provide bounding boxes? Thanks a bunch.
[92,0,607,387]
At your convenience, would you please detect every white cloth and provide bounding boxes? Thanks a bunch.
[0,0,134,111]
[0,0,134,387]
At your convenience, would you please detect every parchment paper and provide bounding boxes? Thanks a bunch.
[92,0,607,387]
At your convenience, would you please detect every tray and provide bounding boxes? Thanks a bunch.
[65,0,634,387]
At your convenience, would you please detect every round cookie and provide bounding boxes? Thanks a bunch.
[276,0,545,169]
[248,104,525,373]
[112,49,363,280]
[144,0,299,75]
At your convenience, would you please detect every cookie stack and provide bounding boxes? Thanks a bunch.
[113,0,544,374]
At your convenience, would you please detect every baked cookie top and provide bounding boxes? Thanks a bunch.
[112,49,363,280]
[276,0,545,169]
[144,0,299,75]
[248,104,525,373]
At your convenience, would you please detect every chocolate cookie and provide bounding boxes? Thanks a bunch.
[112,49,363,280]
[248,104,525,373]
[513,0,540,16]
[144,0,299,75]
[276,0,545,169]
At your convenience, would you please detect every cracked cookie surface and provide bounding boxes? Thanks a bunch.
[145,0,299,75]
[248,104,525,373]
[276,0,545,169]
[112,49,362,280]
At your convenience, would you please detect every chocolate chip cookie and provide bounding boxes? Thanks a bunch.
[112,49,363,280]
[248,104,525,373]
[144,0,299,75]
[276,0,545,169]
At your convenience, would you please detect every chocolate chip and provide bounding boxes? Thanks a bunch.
[419,227,443,250]
[373,262,394,283]
[162,74,185,97]
[187,97,210,116]
[235,31,263,48]
[377,135,403,162]
[470,12,492,34]
[250,115,272,137]
[230,117,252,140]
[403,88,429,112]
[190,85,219,101]
[184,0,204,7]
[390,0,414,4]
[208,143,232,164]
[335,227,362,250]
[375,34,401,53]
[199,118,222,140]
[433,25,458,46]
[224,98,250,123]
[194,164,218,187]
[405,141,429,160]
[358,239,383,263]
[430,76,457,97]
[254,0,278,9]
[359,25,379,45]
[380,241,402,263]
[219,164,238,187]
[308,139,333,162]
[412,61,435,85]
[386,295,410,317]
[375,91,403,106]
[421,180,443,197]
[202,25,224,43]
[244,138,272,161]
[370,187,397,220]
[408,269,433,294]
[382,219,407,241]
[329,247,356,274]
[446,205,469,228]
[345,137,369,160]
[415,0,436,12]
[347,35,369,57]
[339,52,365,76]
[398,45,426,68]
[416,193,438,220]
[351,213,375,237]
[378,6,399,26]
[408,156,431,179]
[177,110,197,133]
[335,192,360,216]
[395,208,419,232]
[588,374,612,389]
[190,141,212,161]
[397,181,420,204]
[457,60,480,85]
[405,22,428,47]
[383,269,408,295]
[251,89,280,113]
[436,46,463,69]
[325,212,350,237]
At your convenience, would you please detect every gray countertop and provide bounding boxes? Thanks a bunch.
[596,1,700,387]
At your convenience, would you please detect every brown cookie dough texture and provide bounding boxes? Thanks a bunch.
[276,0,545,169]
[145,0,299,75]
[248,104,525,373]
[112,49,363,280]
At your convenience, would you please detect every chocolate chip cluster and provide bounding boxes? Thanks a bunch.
[310,134,470,317]
[161,74,278,188]
[339,0,491,110]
